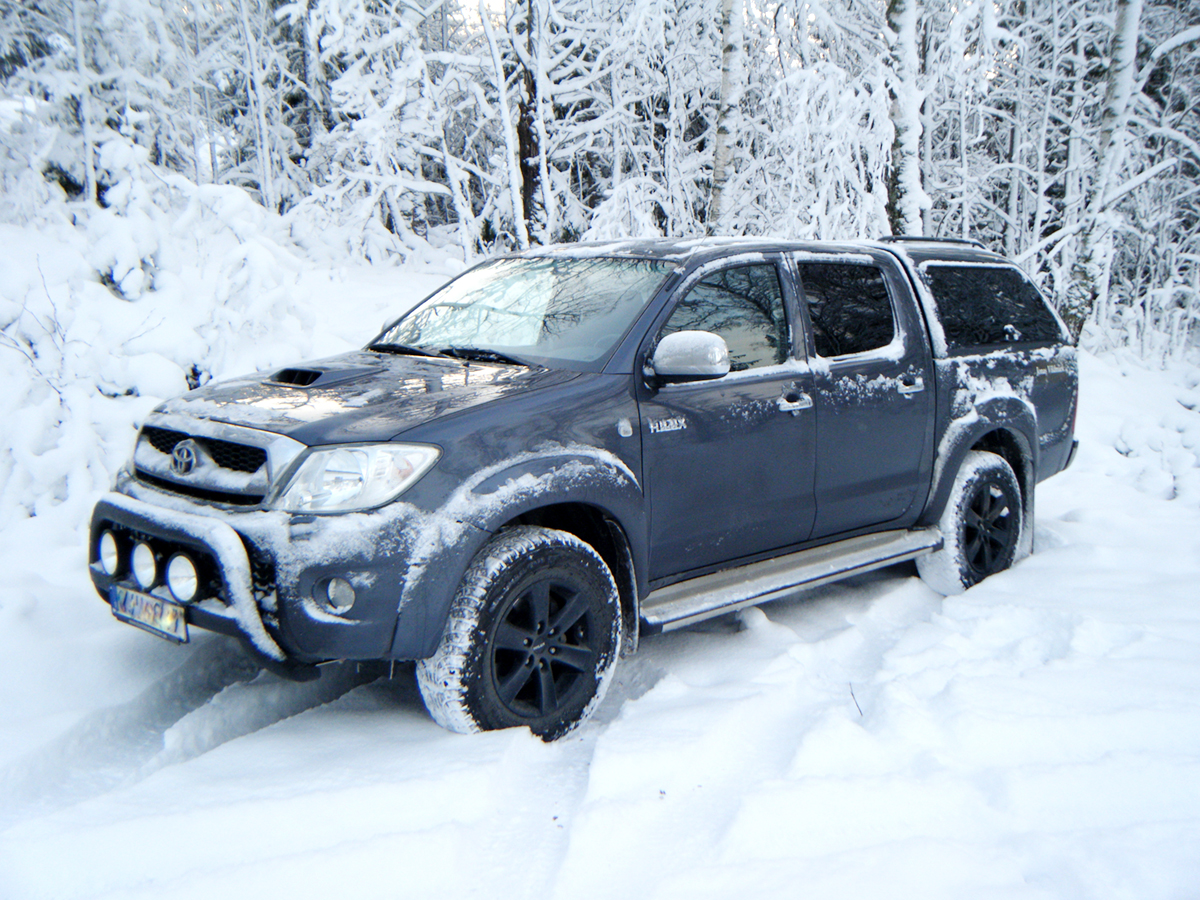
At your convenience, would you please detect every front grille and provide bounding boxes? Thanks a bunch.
[207,441,267,473]
[142,426,267,474]
[144,426,187,455]
[135,470,265,506]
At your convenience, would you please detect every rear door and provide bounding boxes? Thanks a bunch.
[639,258,817,580]
[794,253,935,539]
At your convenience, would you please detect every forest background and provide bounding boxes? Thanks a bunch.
[3,0,1199,353]
[1,0,1200,534]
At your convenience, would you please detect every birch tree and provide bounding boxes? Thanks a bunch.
[1060,0,1144,335]
[708,0,742,233]
[886,0,929,235]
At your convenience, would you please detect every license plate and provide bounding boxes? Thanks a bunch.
[110,585,189,643]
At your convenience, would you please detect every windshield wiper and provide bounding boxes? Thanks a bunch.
[439,347,535,367]
[367,342,448,358]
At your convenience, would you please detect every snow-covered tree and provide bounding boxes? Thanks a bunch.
[291,0,443,259]
[1,0,1199,356]
[885,0,929,235]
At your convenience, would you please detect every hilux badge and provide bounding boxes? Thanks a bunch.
[649,416,687,434]
[171,440,199,475]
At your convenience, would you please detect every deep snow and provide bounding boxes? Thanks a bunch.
[1,239,1200,897]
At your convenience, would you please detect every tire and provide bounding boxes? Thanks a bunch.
[917,450,1023,595]
[417,526,622,740]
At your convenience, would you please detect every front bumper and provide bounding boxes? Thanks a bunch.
[88,488,440,674]
[90,493,294,668]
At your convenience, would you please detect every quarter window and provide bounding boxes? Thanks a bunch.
[798,263,895,357]
[660,264,788,371]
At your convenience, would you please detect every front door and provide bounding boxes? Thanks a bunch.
[639,261,817,581]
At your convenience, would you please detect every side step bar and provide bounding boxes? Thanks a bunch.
[640,528,942,633]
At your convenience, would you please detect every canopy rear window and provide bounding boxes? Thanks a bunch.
[921,265,1065,351]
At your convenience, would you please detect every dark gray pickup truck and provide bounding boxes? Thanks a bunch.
[89,237,1078,738]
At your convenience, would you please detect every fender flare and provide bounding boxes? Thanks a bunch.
[921,395,1039,559]
[388,444,646,660]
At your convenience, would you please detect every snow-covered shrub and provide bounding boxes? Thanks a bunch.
[0,97,67,226]
[0,137,319,538]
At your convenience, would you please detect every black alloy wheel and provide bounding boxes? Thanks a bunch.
[487,574,598,720]
[917,449,1024,594]
[962,478,1019,578]
[417,526,621,740]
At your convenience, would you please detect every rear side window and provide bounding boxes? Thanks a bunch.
[660,264,788,371]
[797,262,895,357]
[922,265,1064,350]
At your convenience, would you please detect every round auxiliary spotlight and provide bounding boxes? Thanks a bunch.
[132,542,157,590]
[166,554,199,602]
[98,531,120,576]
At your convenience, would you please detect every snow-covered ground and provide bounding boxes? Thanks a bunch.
[2,211,1200,897]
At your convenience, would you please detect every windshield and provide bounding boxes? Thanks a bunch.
[373,256,673,370]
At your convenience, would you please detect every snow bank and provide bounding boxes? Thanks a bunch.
[0,339,1198,898]
[0,139,458,549]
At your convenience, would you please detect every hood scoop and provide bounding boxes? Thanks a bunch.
[272,368,323,387]
[269,364,383,389]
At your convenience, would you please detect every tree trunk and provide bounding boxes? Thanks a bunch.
[1006,97,1021,258]
[302,0,328,151]
[532,0,555,243]
[885,0,928,236]
[480,0,529,248]
[236,0,276,210]
[513,0,543,239]
[708,0,743,235]
[70,0,95,204]
[1064,0,1144,336]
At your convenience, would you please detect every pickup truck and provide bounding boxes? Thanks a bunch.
[88,237,1078,739]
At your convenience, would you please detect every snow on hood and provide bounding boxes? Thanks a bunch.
[156,350,579,445]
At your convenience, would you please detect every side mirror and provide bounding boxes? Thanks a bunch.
[647,331,731,383]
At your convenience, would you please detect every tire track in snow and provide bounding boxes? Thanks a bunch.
[0,636,376,831]
[455,653,668,897]
[547,567,942,898]
[139,658,382,774]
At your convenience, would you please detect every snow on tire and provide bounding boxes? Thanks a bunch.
[416,525,621,740]
[918,450,1023,595]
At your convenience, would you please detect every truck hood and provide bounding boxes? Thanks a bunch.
[155,350,580,445]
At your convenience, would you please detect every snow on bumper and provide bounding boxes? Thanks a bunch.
[89,492,286,662]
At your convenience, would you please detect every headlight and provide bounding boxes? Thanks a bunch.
[271,443,440,513]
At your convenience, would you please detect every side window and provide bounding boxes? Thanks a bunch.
[922,265,1065,350]
[798,262,895,357]
[660,264,788,371]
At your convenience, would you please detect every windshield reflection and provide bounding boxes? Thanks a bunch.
[375,257,672,370]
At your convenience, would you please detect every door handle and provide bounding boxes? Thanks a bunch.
[776,391,813,415]
[898,375,924,396]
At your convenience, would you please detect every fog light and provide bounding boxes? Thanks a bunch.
[132,542,157,589]
[166,554,199,602]
[98,531,120,576]
[316,577,356,614]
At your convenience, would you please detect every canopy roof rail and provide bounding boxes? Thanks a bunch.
[877,235,988,250]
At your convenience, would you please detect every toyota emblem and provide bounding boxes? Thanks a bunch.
[171,440,199,476]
